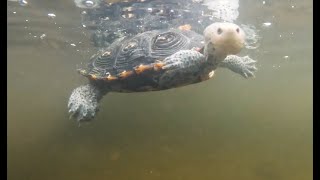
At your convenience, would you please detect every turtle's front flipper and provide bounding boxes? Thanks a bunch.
[161,50,206,70]
[158,50,206,88]
[219,55,257,78]
[68,84,107,122]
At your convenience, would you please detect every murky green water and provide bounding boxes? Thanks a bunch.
[8,0,312,180]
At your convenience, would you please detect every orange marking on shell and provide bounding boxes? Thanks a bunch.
[105,75,118,81]
[134,64,153,74]
[90,74,98,80]
[178,24,192,31]
[154,62,165,71]
[119,70,134,78]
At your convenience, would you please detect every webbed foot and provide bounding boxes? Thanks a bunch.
[68,84,104,122]
[221,55,258,78]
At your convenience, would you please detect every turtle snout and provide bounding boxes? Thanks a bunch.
[222,26,245,54]
[204,22,246,57]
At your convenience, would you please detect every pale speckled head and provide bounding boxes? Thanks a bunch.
[203,22,245,61]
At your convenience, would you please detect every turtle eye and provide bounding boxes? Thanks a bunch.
[236,28,240,33]
[217,28,223,35]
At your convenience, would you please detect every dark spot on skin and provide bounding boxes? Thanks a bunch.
[207,42,215,52]
[236,28,240,33]
[217,28,223,35]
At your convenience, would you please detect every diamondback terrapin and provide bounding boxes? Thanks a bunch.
[68,22,257,122]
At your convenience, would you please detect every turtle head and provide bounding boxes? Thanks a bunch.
[203,22,245,63]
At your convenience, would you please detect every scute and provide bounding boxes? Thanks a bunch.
[150,31,190,57]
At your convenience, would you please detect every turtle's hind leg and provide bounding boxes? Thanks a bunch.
[68,84,107,122]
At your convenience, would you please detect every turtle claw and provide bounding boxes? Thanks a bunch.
[68,84,102,122]
[243,72,254,79]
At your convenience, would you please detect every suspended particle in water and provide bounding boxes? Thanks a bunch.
[40,34,46,39]
[81,11,87,15]
[262,1,265,5]
[25,19,29,22]
[70,43,76,47]
[13,11,17,14]
[262,22,272,27]
[47,13,56,18]
[19,0,28,6]
[283,56,289,59]
[291,5,295,8]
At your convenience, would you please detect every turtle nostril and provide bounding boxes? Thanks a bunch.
[236,28,240,33]
[217,28,223,35]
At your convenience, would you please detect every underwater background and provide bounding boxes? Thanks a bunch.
[8,0,312,179]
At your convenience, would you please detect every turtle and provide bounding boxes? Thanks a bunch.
[68,22,257,122]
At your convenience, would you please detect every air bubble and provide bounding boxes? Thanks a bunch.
[84,0,95,7]
[40,34,46,39]
[19,0,28,6]
[262,22,272,27]
[47,13,56,18]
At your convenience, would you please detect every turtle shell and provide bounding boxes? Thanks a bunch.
[79,28,204,91]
